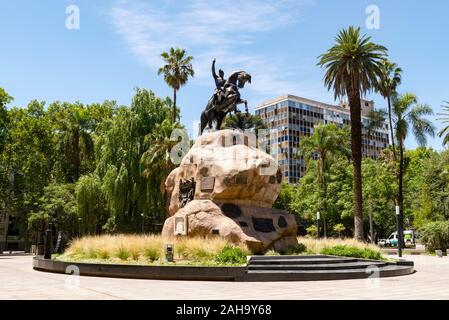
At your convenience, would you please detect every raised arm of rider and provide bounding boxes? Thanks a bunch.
[212,59,217,80]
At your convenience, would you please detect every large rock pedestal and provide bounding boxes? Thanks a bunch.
[162,129,298,253]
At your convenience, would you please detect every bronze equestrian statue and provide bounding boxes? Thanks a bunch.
[200,59,251,134]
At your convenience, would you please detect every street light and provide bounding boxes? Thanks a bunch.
[78,218,82,237]
[396,205,403,258]
[317,211,321,239]
[141,213,144,234]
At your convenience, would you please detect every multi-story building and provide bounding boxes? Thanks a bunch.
[255,94,390,184]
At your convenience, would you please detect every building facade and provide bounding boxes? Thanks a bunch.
[255,94,390,184]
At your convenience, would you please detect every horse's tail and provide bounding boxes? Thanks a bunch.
[200,110,208,135]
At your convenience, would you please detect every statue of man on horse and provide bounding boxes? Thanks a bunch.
[200,59,251,134]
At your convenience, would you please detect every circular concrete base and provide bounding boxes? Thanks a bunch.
[33,255,414,282]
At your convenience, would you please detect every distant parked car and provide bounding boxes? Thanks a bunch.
[385,230,416,248]
[378,239,387,247]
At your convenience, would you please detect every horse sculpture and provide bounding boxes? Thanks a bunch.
[200,60,251,134]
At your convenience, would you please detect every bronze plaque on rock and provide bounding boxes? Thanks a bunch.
[201,176,215,192]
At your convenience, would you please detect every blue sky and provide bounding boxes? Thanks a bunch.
[1,0,448,150]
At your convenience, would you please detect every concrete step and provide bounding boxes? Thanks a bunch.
[245,265,414,281]
[248,257,359,265]
[247,261,388,271]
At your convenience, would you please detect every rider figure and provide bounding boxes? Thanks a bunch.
[212,58,226,106]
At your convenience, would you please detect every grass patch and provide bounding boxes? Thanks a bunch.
[57,234,384,265]
[320,245,383,260]
[60,234,248,266]
[296,237,384,260]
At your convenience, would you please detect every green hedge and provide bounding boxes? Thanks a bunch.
[214,245,248,265]
[419,221,449,251]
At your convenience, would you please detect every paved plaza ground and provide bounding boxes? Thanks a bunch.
[0,254,448,300]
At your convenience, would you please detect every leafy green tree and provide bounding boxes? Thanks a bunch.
[318,26,387,240]
[158,48,194,123]
[274,182,296,212]
[362,158,397,238]
[141,118,183,222]
[2,101,56,244]
[299,123,350,236]
[75,174,108,235]
[377,60,402,159]
[333,223,346,238]
[412,149,449,226]
[0,88,13,154]
[223,113,267,132]
[95,88,173,232]
[392,93,435,246]
[28,183,77,244]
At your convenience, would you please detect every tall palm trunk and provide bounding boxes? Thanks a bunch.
[318,156,327,237]
[397,139,405,249]
[172,88,177,123]
[387,95,397,160]
[348,89,364,241]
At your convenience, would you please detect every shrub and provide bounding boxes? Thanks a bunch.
[284,243,307,255]
[215,245,248,265]
[144,248,160,262]
[306,225,318,237]
[419,221,449,251]
[332,223,346,238]
[115,247,131,261]
[321,245,383,260]
[97,249,110,260]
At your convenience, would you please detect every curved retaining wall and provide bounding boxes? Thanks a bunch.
[33,255,414,282]
[33,257,246,281]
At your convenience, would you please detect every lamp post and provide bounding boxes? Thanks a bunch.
[78,218,82,237]
[317,211,321,239]
[396,205,402,258]
[44,223,53,259]
[141,213,144,234]
[369,205,374,244]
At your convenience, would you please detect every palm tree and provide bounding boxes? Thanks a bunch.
[392,93,435,249]
[299,123,350,237]
[158,48,194,123]
[60,106,94,182]
[437,101,449,146]
[141,119,183,218]
[377,60,402,160]
[317,26,387,240]
[223,113,267,132]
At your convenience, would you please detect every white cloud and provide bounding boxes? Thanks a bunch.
[109,0,321,103]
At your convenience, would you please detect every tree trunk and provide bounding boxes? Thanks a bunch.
[397,139,405,250]
[348,90,364,241]
[387,95,397,161]
[173,88,177,123]
[1,143,14,253]
[318,158,327,237]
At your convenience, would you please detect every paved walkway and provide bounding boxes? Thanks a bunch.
[0,255,448,299]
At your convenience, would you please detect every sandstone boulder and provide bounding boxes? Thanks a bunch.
[162,200,298,253]
[162,129,298,253]
[165,129,282,216]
